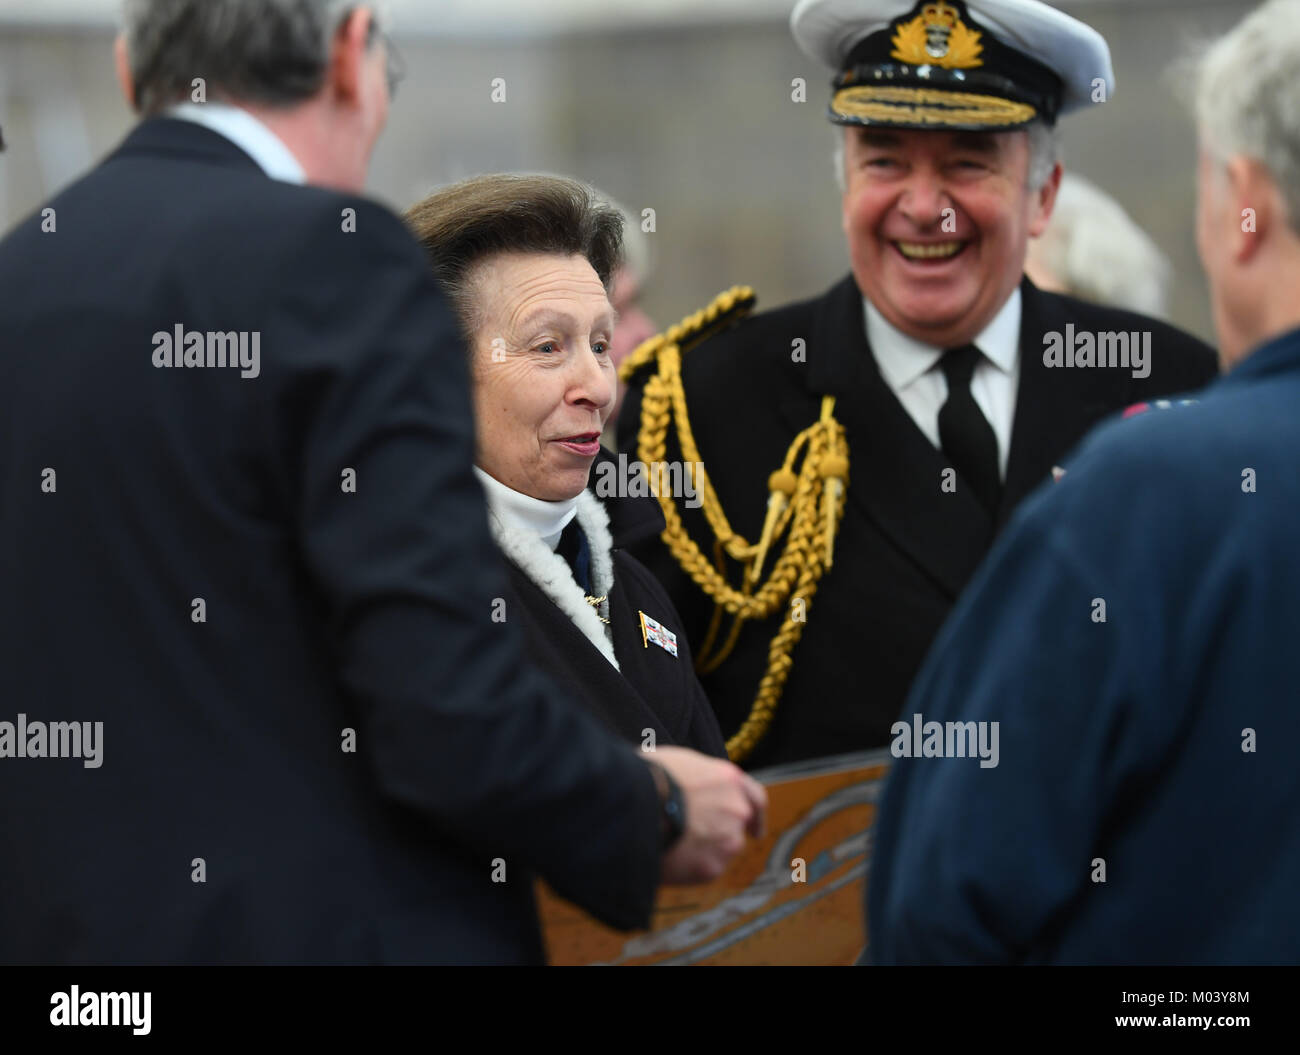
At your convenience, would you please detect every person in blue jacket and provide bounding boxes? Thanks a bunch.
[869,0,1300,965]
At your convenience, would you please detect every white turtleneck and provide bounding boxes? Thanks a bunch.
[473,467,578,550]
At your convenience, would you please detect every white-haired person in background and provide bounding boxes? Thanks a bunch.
[871,0,1300,964]
[1024,173,1172,318]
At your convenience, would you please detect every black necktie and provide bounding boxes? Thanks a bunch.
[556,518,611,626]
[555,518,592,594]
[937,344,1001,515]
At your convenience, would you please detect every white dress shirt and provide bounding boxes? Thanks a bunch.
[166,101,306,185]
[865,288,1022,479]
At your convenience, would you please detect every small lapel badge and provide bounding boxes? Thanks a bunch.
[638,611,679,657]
[1051,465,1067,482]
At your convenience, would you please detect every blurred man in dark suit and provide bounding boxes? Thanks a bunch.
[0,0,763,964]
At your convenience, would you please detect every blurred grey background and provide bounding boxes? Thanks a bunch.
[0,0,1262,343]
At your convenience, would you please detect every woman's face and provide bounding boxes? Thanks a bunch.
[469,252,616,502]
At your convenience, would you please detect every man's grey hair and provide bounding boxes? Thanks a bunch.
[832,119,1062,193]
[1192,0,1300,236]
[1024,120,1062,192]
[121,0,366,115]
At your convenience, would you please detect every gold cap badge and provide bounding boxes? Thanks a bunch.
[890,1,984,69]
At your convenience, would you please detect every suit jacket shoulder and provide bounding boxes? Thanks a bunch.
[616,285,828,456]
[1027,284,1219,397]
[678,290,824,413]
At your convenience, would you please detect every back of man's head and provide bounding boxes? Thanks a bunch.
[122,0,353,115]
[1192,0,1300,366]
[117,1,394,192]
[1195,0,1300,237]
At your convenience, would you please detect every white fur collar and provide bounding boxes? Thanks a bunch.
[484,489,619,670]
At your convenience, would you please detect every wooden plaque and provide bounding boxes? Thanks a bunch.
[537,749,891,965]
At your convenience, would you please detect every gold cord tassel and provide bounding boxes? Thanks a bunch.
[752,468,797,582]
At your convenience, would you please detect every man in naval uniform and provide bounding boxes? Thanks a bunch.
[619,0,1218,768]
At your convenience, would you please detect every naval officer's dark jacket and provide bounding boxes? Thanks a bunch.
[492,452,727,757]
[619,274,1218,768]
[0,117,660,964]
[870,326,1300,964]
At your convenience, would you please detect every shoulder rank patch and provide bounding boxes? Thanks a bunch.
[1122,398,1200,419]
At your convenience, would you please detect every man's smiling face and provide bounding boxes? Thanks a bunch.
[841,125,1060,348]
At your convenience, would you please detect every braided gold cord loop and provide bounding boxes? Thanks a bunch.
[628,289,850,762]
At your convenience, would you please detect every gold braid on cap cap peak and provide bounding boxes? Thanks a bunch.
[619,288,850,763]
[831,85,1037,127]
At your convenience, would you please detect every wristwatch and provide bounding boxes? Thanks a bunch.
[648,762,687,850]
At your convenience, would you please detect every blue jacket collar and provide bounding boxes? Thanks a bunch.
[1223,325,1300,385]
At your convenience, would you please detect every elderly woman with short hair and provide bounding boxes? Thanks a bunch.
[405,175,725,756]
